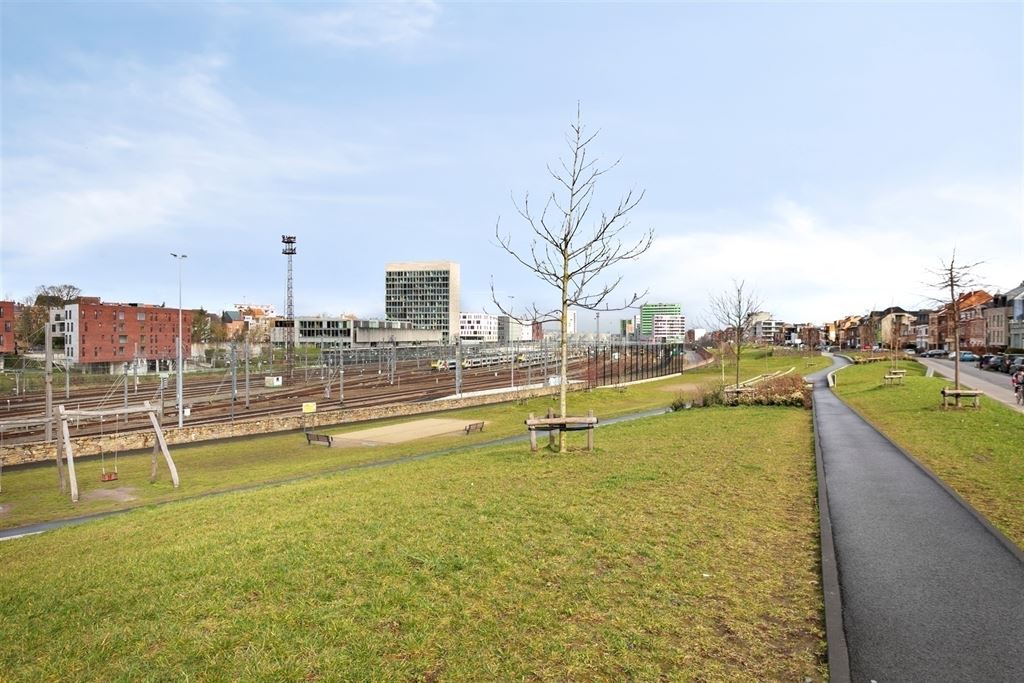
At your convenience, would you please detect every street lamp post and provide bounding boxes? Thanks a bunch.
[171,253,187,428]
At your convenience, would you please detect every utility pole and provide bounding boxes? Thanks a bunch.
[123,363,128,424]
[44,319,53,442]
[339,348,344,406]
[388,335,396,385]
[455,339,463,395]
[171,252,187,428]
[244,340,250,409]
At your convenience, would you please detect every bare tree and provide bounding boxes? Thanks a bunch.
[14,284,81,351]
[707,280,762,389]
[928,250,985,391]
[494,109,653,451]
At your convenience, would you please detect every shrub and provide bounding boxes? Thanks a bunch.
[733,375,811,409]
[670,392,694,411]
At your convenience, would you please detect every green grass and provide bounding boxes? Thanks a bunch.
[833,360,1024,545]
[0,355,831,531]
[0,407,825,681]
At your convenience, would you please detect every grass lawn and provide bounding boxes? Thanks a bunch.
[0,406,825,681]
[833,360,1024,546]
[0,354,831,531]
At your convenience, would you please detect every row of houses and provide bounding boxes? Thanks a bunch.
[829,282,1024,352]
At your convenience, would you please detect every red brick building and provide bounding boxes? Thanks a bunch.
[0,300,15,355]
[58,297,192,373]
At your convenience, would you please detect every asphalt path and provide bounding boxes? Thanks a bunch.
[811,356,1024,681]
[915,357,1023,412]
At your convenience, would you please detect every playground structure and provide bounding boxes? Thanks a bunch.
[1,401,179,504]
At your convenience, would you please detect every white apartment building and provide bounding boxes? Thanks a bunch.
[651,314,686,342]
[565,310,577,336]
[385,261,461,343]
[459,313,498,343]
[498,316,533,343]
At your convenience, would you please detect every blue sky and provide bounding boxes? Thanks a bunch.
[2,1,1021,328]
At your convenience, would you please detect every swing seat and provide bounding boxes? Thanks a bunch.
[100,471,119,482]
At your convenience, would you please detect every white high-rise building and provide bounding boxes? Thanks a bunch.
[565,309,577,336]
[652,314,686,342]
[459,313,498,343]
[385,261,460,344]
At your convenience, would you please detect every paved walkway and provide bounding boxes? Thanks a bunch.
[811,356,1024,681]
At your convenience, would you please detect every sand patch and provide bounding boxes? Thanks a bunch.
[0,503,10,516]
[80,487,139,503]
[657,382,701,393]
[330,418,483,446]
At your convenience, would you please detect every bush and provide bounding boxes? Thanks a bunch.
[669,392,694,411]
[738,374,811,408]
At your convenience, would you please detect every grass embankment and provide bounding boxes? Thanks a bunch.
[834,360,1024,545]
[0,407,825,681]
[0,354,830,531]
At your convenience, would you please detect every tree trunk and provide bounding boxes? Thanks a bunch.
[734,327,741,388]
[559,264,569,453]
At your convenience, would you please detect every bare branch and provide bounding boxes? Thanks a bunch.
[491,108,655,442]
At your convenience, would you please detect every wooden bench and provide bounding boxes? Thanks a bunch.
[940,387,983,408]
[525,410,598,451]
[883,374,904,385]
[464,421,485,435]
[305,432,334,446]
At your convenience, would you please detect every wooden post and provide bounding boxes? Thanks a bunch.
[528,412,537,452]
[547,407,556,449]
[146,401,179,488]
[586,409,594,451]
[58,405,79,503]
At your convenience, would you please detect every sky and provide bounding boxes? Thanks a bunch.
[2,1,1021,330]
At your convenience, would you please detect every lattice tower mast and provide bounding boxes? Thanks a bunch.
[282,235,297,367]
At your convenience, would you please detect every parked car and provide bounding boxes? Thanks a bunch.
[1005,355,1024,374]
[959,351,979,363]
[980,354,1003,370]
[922,349,947,358]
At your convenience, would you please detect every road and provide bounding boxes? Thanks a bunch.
[915,357,1023,412]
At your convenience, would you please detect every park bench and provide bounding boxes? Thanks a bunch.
[940,387,983,409]
[305,432,334,446]
[883,373,904,385]
[464,421,485,435]
[525,410,598,452]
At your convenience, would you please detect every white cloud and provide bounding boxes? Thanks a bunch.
[622,181,1022,326]
[1,54,376,267]
[287,1,440,48]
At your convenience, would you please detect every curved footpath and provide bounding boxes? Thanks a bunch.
[810,356,1024,681]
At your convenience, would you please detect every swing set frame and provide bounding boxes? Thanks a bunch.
[57,400,179,503]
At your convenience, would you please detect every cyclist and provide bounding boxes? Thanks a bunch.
[1013,368,1024,405]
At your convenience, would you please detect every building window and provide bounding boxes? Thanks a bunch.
[137,312,146,321]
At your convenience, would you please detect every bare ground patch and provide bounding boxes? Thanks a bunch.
[80,487,139,503]
[329,418,484,447]
[657,382,701,394]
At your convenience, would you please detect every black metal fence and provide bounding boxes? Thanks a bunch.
[579,342,688,388]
